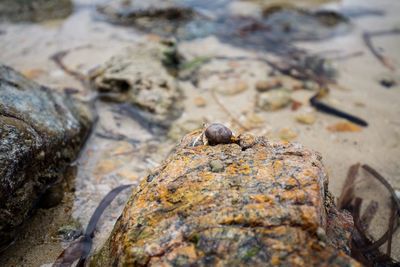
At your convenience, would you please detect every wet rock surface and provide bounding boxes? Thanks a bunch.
[0,0,72,22]
[91,131,359,266]
[0,64,92,250]
[97,0,194,23]
[96,0,351,46]
[91,42,183,130]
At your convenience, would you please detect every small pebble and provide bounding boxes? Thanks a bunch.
[57,223,83,242]
[255,79,282,92]
[193,96,206,107]
[291,100,302,111]
[316,227,327,242]
[279,128,297,141]
[295,113,316,125]
[239,133,257,149]
[354,101,365,107]
[380,78,396,88]
[327,122,361,132]
[256,89,291,111]
[218,80,248,95]
[303,80,319,91]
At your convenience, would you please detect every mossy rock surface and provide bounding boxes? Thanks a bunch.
[91,131,360,266]
[0,64,92,250]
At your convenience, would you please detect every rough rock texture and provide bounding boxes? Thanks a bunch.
[0,0,72,22]
[96,0,199,40]
[90,42,183,129]
[97,0,193,23]
[0,64,92,250]
[91,131,360,266]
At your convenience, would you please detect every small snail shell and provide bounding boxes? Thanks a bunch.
[205,123,233,146]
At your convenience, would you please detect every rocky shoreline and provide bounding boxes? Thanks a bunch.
[0,64,93,250]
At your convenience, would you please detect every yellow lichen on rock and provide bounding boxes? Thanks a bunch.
[90,131,360,267]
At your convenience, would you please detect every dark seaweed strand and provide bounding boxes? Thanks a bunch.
[310,95,368,126]
[337,163,360,209]
[80,184,133,260]
[339,164,400,265]
[362,29,400,71]
[357,165,400,253]
[386,199,396,257]
[351,198,396,265]
[53,184,133,267]
[360,200,379,231]
[361,165,400,213]
[85,184,133,237]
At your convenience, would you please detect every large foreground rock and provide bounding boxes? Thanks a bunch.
[91,131,360,266]
[0,64,92,250]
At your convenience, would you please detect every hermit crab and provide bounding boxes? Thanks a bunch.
[192,123,234,146]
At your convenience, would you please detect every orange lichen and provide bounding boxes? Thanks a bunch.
[90,131,360,267]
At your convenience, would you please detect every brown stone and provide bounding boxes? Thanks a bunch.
[193,96,206,107]
[91,131,360,267]
[255,79,282,92]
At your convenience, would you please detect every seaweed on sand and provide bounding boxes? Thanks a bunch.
[53,184,133,267]
[338,164,400,266]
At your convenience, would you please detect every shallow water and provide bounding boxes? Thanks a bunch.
[0,0,399,265]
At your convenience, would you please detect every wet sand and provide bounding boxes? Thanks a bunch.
[0,0,399,265]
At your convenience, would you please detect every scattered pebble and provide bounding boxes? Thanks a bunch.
[243,112,265,129]
[327,122,361,132]
[256,89,291,111]
[380,78,396,89]
[291,100,303,111]
[303,80,319,91]
[193,96,207,107]
[296,113,316,125]
[378,73,397,89]
[255,79,282,92]
[316,227,327,242]
[217,80,248,95]
[22,68,45,79]
[57,222,83,242]
[279,128,298,141]
[354,102,365,107]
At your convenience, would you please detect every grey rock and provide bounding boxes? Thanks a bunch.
[0,0,72,22]
[91,42,183,129]
[97,0,193,22]
[256,89,291,111]
[0,64,92,250]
